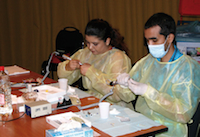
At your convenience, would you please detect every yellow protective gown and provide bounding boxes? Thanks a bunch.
[116,54,200,137]
[57,47,133,108]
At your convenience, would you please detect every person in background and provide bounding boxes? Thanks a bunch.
[57,19,133,108]
[116,13,200,137]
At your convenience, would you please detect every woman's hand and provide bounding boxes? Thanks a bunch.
[65,59,81,71]
[80,63,91,75]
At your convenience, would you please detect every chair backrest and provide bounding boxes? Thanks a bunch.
[41,27,84,79]
[56,27,84,56]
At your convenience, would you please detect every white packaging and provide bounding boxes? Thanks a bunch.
[46,112,92,128]
[46,124,93,137]
[32,85,66,103]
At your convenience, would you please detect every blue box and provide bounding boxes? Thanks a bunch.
[45,124,93,137]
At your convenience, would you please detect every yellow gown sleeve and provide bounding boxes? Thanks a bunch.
[115,62,138,103]
[115,86,136,103]
[57,50,83,85]
[57,48,132,106]
[85,50,132,103]
[135,55,200,124]
[143,82,199,123]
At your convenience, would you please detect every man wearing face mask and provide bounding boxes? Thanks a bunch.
[116,13,200,137]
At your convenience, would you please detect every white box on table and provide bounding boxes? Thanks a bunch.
[46,124,93,137]
[46,112,92,128]
[25,100,52,118]
[46,112,93,137]
[32,85,66,103]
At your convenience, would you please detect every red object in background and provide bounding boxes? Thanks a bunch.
[179,0,200,16]
[51,55,63,64]
[51,53,70,64]
[179,0,200,24]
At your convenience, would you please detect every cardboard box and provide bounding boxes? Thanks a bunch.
[177,42,200,63]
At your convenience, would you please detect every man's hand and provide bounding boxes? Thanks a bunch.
[128,79,148,95]
[117,73,130,87]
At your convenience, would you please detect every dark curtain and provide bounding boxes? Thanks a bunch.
[1,0,199,80]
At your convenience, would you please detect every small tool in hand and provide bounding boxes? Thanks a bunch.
[62,54,83,65]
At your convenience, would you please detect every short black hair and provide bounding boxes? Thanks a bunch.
[145,13,176,38]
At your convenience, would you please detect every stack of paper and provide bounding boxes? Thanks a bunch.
[5,65,30,76]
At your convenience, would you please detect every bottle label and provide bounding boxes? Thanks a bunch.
[0,94,5,105]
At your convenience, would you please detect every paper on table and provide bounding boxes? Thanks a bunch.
[5,65,30,76]
[76,105,161,137]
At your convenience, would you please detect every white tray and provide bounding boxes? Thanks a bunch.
[32,85,66,103]
[46,112,92,128]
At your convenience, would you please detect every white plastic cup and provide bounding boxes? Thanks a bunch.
[98,102,110,119]
[58,78,68,91]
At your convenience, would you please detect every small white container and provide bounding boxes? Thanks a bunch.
[98,102,110,119]
[58,78,68,91]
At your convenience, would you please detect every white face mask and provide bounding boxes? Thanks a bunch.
[147,36,170,58]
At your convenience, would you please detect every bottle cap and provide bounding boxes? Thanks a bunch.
[0,66,4,71]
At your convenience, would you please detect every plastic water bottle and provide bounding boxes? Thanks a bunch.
[0,66,13,115]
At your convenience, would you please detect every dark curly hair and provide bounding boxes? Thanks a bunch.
[85,19,129,56]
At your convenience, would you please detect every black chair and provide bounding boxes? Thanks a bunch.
[41,27,84,79]
[188,102,200,137]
